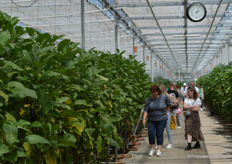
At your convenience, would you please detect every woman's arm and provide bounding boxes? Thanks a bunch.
[183,103,194,110]
[143,112,148,126]
[191,104,200,111]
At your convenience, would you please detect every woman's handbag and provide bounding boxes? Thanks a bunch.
[183,108,190,117]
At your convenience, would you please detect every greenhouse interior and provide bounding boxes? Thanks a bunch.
[0,0,232,164]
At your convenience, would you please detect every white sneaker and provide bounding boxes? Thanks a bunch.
[177,126,182,128]
[156,150,162,157]
[166,144,174,149]
[148,149,155,156]
[155,145,157,149]
[200,108,203,111]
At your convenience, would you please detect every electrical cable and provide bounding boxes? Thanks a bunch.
[11,0,37,7]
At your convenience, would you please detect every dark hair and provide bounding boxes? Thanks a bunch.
[150,85,161,94]
[187,86,198,100]
[175,85,179,90]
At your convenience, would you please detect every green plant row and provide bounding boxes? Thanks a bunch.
[0,11,152,163]
[197,63,232,122]
[153,75,171,87]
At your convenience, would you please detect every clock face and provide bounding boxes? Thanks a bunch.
[187,3,207,22]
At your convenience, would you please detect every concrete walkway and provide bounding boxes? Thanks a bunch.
[122,107,232,164]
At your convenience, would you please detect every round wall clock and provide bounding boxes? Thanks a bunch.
[186,2,207,22]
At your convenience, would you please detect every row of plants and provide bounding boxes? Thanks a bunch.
[0,11,152,163]
[197,63,232,123]
[153,75,171,87]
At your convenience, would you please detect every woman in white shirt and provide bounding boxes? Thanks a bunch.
[184,86,203,150]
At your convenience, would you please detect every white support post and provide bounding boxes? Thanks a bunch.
[228,43,231,64]
[221,49,223,64]
[143,44,145,63]
[224,44,228,65]
[132,35,135,56]
[81,0,85,50]
[150,52,153,82]
[114,16,118,52]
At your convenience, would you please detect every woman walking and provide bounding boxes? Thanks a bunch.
[184,86,203,150]
[143,85,172,157]
[159,85,175,149]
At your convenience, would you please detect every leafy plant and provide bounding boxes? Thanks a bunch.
[153,75,171,87]
[0,11,152,163]
[197,64,232,122]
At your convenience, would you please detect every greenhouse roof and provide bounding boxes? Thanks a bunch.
[1,0,232,80]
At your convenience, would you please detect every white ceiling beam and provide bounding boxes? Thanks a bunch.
[139,32,213,36]
[124,14,223,20]
[109,0,231,8]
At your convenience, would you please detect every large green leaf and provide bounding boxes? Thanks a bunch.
[57,133,77,148]
[58,97,70,103]
[74,99,87,106]
[66,84,83,92]
[95,74,108,83]
[0,31,11,45]
[42,71,68,80]
[6,81,38,99]
[107,138,120,149]
[109,114,122,122]
[37,46,54,56]
[22,50,35,64]
[17,151,27,157]
[5,112,16,122]
[0,143,9,156]
[11,16,19,26]
[12,119,31,126]
[25,27,35,37]
[58,39,70,51]
[71,120,85,135]
[3,60,23,71]
[3,123,18,145]
[39,89,51,113]
[51,101,70,109]
[31,121,43,128]
[0,90,9,105]
[25,135,50,145]
[96,136,103,153]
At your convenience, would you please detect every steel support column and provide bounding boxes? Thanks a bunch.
[229,44,232,63]
[81,0,85,50]
[133,35,135,56]
[151,52,153,82]
[115,16,119,52]
[143,44,145,63]
[155,56,158,79]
